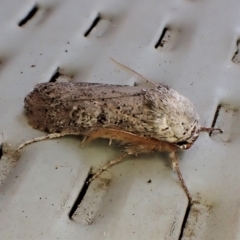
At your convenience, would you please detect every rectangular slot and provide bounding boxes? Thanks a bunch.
[210,104,237,142]
[49,67,73,82]
[180,203,211,240]
[69,172,93,219]
[155,26,179,51]
[232,40,240,63]
[84,14,110,37]
[0,144,2,159]
[0,143,20,185]
[69,171,111,224]
[18,4,39,27]
[155,27,168,48]
[84,14,101,37]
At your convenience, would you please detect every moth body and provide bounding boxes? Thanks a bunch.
[24,82,201,149]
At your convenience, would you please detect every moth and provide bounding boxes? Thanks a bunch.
[18,59,221,203]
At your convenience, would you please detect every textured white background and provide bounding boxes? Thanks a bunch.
[0,0,240,239]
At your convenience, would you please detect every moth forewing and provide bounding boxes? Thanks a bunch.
[24,81,201,146]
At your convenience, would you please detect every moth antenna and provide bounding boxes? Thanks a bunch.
[110,58,158,87]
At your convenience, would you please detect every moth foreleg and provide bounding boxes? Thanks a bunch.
[124,141,192,202]
[201,127,223,134]
[169,151,192,203]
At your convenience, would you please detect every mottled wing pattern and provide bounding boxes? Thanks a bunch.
[24,83,154,135]
[35,82,145,101]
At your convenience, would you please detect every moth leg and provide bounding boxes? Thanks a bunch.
[79,135,88,146]
[84,128,150,144]
[84,129,120,144]
[84,129,176,152]
[88,153,129,183]
[201,127,223,134]
[17,133,80,151]
[169,151,192,203]
[85,128,141,144]
[125,142,191,201]
[85,129,191,200]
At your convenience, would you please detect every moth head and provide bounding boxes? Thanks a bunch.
[175,124,200,149]
[176,141,193,150]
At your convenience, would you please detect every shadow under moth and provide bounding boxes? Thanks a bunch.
[18,59,222,203]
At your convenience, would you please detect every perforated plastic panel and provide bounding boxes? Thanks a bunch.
[0,0,240,239]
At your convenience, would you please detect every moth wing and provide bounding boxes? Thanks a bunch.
[30,82,147,103]
[66,84,146,100]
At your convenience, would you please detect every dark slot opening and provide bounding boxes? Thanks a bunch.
[69,172,93,219]
[232,50,238,62]
[84,14,101,37]
[0,144,3,159]
[209,105,221,136]
[232,40,240,62]
[49,68,60,82]
[18,4,38,27]
[178,201,192,239]
[155,27,168,49]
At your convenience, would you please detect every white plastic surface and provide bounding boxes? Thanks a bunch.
[0,0,240,239]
